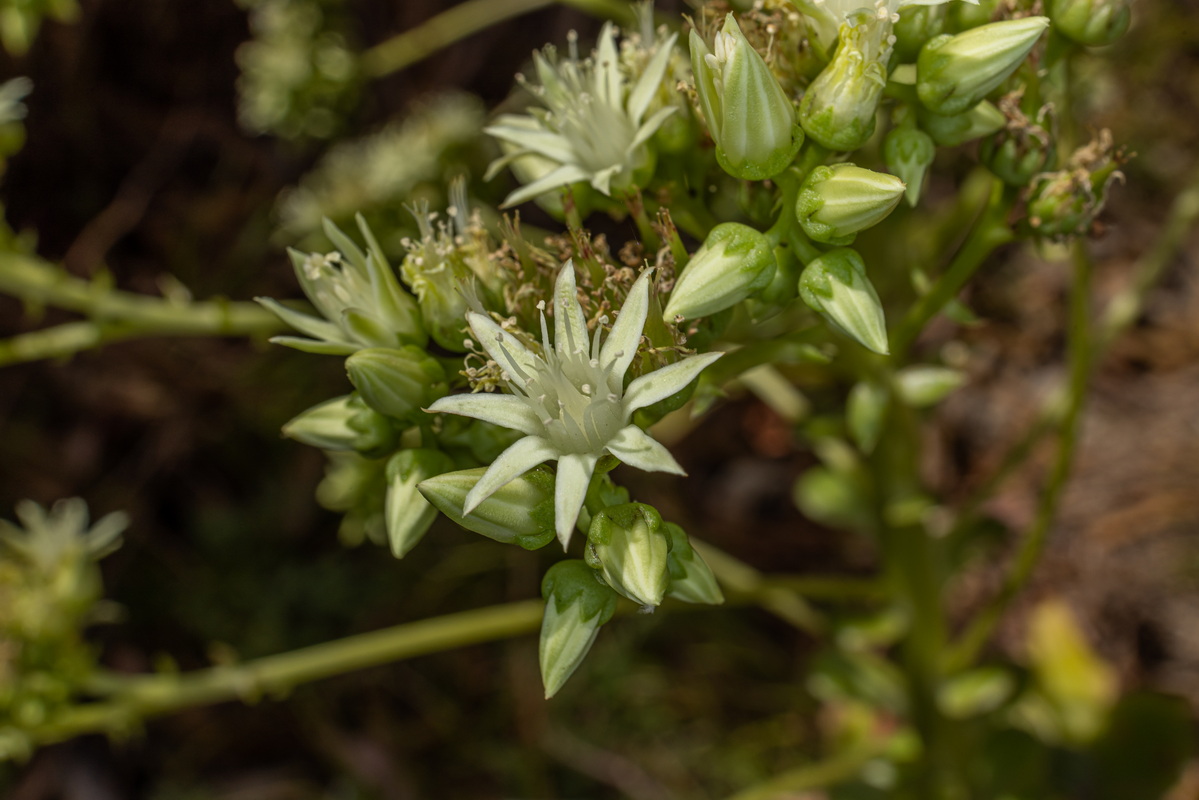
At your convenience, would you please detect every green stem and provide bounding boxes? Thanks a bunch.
[890,179,1015,359]
[359,0,636,79]
[0,253,282,364]
[724,739,887,800]
[693,540,826,634]
[28,599,547,746]
[946,240,1094,672]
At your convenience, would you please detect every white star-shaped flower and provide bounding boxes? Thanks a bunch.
[427,263,721,549]
[484,23,679,207]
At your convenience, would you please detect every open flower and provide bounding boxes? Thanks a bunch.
[427,263,721,549]
[484,23,678,207]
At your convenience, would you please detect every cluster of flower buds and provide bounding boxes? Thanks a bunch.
[0,500,127,758]
[1025,130,1127,239]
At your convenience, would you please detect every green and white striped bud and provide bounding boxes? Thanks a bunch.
[539,560,619,698]
[795,164,906,246]
[384,449,455,558]
[884,126,936,207]
[586,503,671,609]
[799,10,892,152]
[894,366,966,406]
[417,466,556,550]
[690,15,803,180]
[663,222,776,321]
[663,524,724,605]
[799,248,889,355]
[1049,0,1131,47]
[346,346,447,421]
[282,394,399,458]
[917,17,1050,116]
[919,99,1006,146]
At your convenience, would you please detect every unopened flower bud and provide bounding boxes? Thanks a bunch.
[980,125,1055,186]
[795,164,905,246]
[1049,0,1131,47]
[951,0,1001,31]
[663,222,776,320]
[346,346,447,421]
[417,466,556,550]
[799,248,889,355]
[919,99,1006,146]
[539,560,619,698]
[384,449,455,558]
[893,5,947,63]
[799,10,892,151]
[663,524,723,605]
[283,394,399,457]
[917,17,1050,116]
[884,126,936,207]
[894,366,966,407]
[586,503,671,608]
[690,15,803,180]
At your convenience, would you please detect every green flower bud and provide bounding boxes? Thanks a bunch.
[894,366,966,407]
[690,16,803,180]
[799,10,892,151]
[917,17,1050,116]
[919,99,1006,146]
[950,0,1001,31]
[1049,0,1131,47]
[282,394,399,458]
[893,5,947,63]
[586,503,671,608]
[847,380,889,454]
[417,466,556,550]
[315,451,388,547]
[795,164,905,246]
[384,449,455,558]
[798,248,889,355]
[884,126,936,207]
[980,124,1055,187]
[663,222,776,321]
[539,560,619,698]
[346,346,447,421]
[663,523,723,605]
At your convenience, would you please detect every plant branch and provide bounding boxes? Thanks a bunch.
[360,0,637,79]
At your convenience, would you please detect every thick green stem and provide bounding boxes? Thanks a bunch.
[27,600,547,746]
[946,240,1095,672]
[724,738,887,800]
[890,179,1015,359]
[0,253,282,364]
[360,0,636,79]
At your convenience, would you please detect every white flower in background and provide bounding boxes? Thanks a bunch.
[485,23,679,207]
[428,263,721,549]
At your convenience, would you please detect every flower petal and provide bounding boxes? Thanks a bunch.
[466,312,541,382]
[628,106,677,153]
[554,453,597,550]
[267,335,357,356]
[600,269,651,385]
[623,352,724,414]
[256,297,347,344]
[485,118,576,165]
[501,163,591,208]
[553,262,590,361]
[628,33,678,124]
[594,23,623,109]
[427,393,545,436]
[606,425,685,475]
[463,435,557,515]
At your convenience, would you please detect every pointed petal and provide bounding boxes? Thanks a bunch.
[600,269,651,383]
[628,33,678,124]
[623,352,724,414]
[463,436,557,515]
[484,122,575,165]
[267,335,358,355]
[553,262,589,361]
[322,219,369,276]
[501,163,590,208]
[595,23,623,109]
[606,425,685,475]
[255,297,346,343]
[627,106,677,153]
[427,393,546,436]
[554,453,597,549]
[466,312,540,381]
[589,165,620,197]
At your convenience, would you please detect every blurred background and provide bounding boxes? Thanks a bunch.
[0,0,1197,797]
